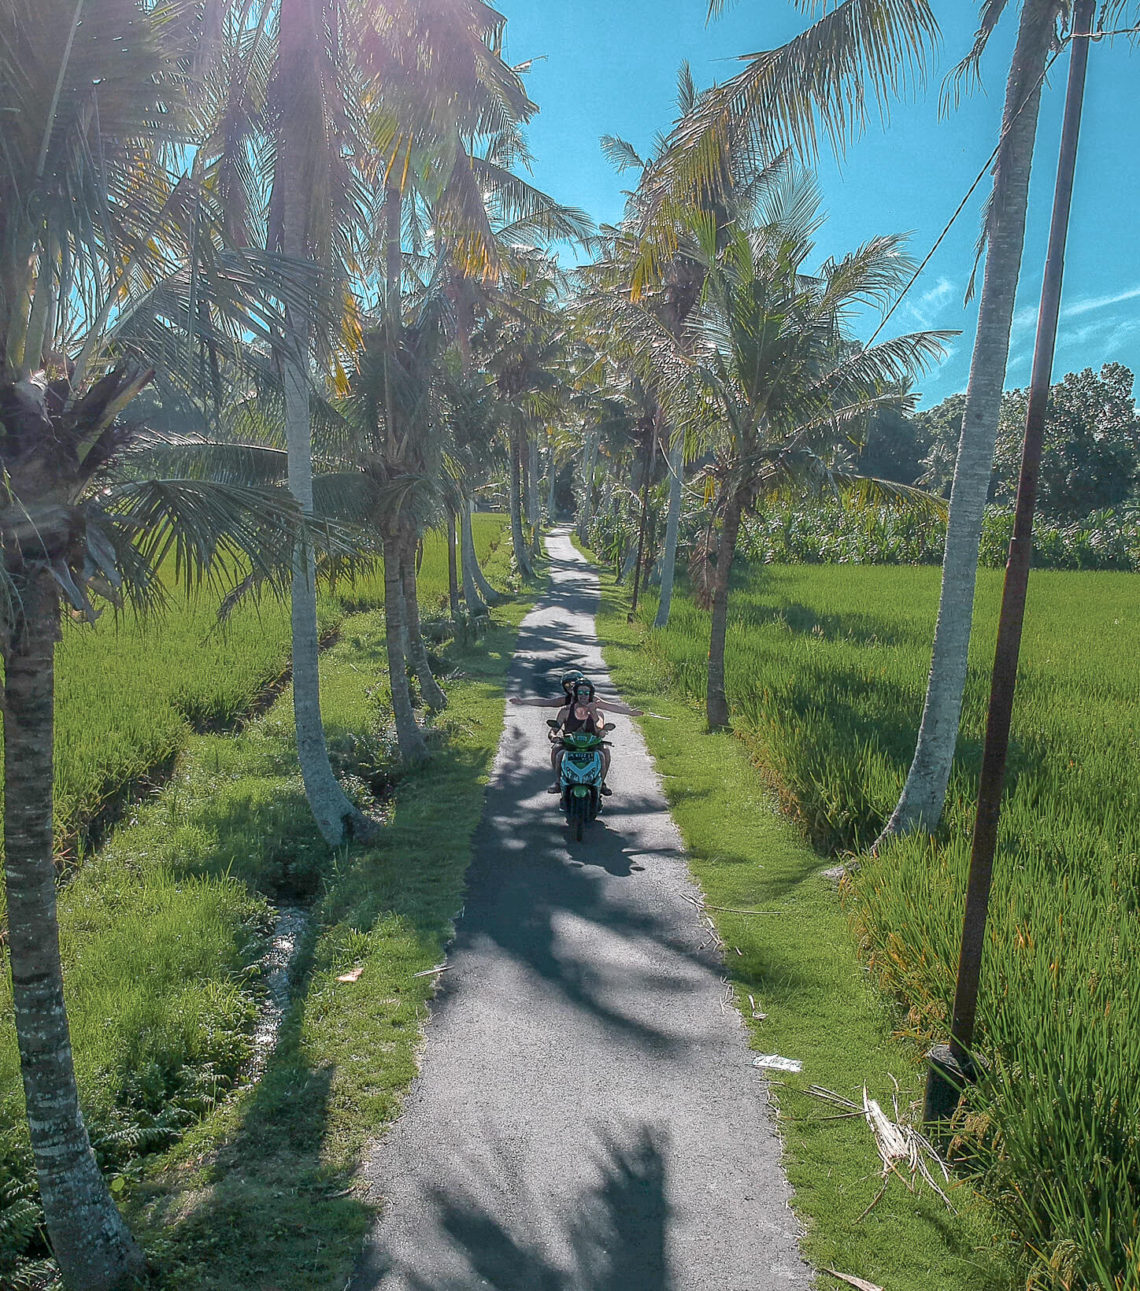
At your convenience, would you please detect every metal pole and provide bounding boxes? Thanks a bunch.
[924,0,1095,1124]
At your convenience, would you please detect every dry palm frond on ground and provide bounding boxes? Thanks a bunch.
[804,1079,954,1220]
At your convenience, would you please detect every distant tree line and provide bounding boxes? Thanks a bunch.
[854,362,1140,522]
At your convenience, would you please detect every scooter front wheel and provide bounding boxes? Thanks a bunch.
[568,793,586,841]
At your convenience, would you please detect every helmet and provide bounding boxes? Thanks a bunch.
[573,677,596,701]
[560,668,585,692]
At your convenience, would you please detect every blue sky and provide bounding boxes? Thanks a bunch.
[498,1,1140,409]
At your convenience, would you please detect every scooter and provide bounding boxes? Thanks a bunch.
[547,719,614,841]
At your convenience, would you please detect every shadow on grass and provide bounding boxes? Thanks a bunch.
[123,599,526,1289]
[138,971,371,1289]
[133,730,506,1287]
[734,660,1044,854]
[740,599,917,650]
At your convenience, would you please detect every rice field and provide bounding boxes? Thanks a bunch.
[637,563,1140,1289]
[0,514,501,856]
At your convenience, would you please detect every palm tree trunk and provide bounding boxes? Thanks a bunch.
[655,429,684,628]
[380,522,428,763]
[2,571,146,1291]
[629,451,653,617]
[385,184,402,308]
[459,499,489,615]
[527,431,541,557]
[446,508,461,620]
[464,497,499,605]
[877,0,1057,844]
[577,426,597,543]
[615,540,636,585]
[279,0,364,846]
[707,492,742,730]
[401,528,447,710]
[509,432,534,579]
[545,447,557,518]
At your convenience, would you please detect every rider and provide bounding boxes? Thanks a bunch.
[513,670,585,780]
[511,668,641,787]
[510,668,587,712]
[509,667,644,722]
[549,676,613,796]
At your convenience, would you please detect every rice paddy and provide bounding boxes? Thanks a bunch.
[633,561,1140,1289]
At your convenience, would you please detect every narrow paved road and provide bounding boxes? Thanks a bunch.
[348,530,810,1291]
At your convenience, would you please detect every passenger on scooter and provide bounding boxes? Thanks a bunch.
[509,667,643,721]
[509,668,586,711]
[512,668,640,786]
[549,678,612,796]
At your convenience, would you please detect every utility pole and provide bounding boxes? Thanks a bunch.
[924,0,1096,1123]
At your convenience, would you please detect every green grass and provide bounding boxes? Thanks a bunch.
[586,554,1022,1291]
[131,588,535,1290]
[597,554,1140,1290]
[0,515,533,1287]
[0,513,507,859]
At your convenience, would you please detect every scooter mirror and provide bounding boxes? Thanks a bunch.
[602,722,616,732]
[546,718,561,729]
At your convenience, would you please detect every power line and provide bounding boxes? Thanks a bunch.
[865,37,1076,350]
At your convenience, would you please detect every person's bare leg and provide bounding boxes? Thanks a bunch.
[548,745,566,793]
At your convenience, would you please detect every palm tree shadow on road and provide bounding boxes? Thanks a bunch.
[358,1123,672,1291]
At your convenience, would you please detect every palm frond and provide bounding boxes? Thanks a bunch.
[601,135,646,174]
[101,477,343,600]
[127,436,291,488]
[940,0,1012,111]
[311,470,382,526]
[665,0,939,201]
[675,61,698,117]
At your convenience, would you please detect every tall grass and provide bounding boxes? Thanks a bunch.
[0,514,500,855]
[737,501,1140,571]
[635,563,1140,1289]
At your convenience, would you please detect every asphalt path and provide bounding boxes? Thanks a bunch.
[348,529,811,1291]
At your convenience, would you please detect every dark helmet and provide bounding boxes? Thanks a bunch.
[573,677,596,701]
[560,668,585,692]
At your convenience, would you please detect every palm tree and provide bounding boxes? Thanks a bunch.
[352,295,451,758]
[876,0,1097,841]
[0,4,332,1283]
[368,127,588,744]
[266,0,378,844]
[669,0,1128,835]
[591,65,712,627]
[661,0,939,213]
[358,15,586,736]
[644,184,949,727]
[444,363,505,614]
[203,0,544,793]
[476,256,575,580]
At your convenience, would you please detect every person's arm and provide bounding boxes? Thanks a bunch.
[592,698,643,717]
[509,695,565,707]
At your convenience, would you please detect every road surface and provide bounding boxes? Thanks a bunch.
[348,529,810,1291]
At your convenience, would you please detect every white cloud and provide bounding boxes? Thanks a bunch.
[1011,304,1037,336]
[1062,284,1140,318]
[919,277,954,311]
[903,275,956,329]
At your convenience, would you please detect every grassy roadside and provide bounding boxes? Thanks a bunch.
[0,521,543,1288]
[130,582,537,1289]
[587,559,1021,1291]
